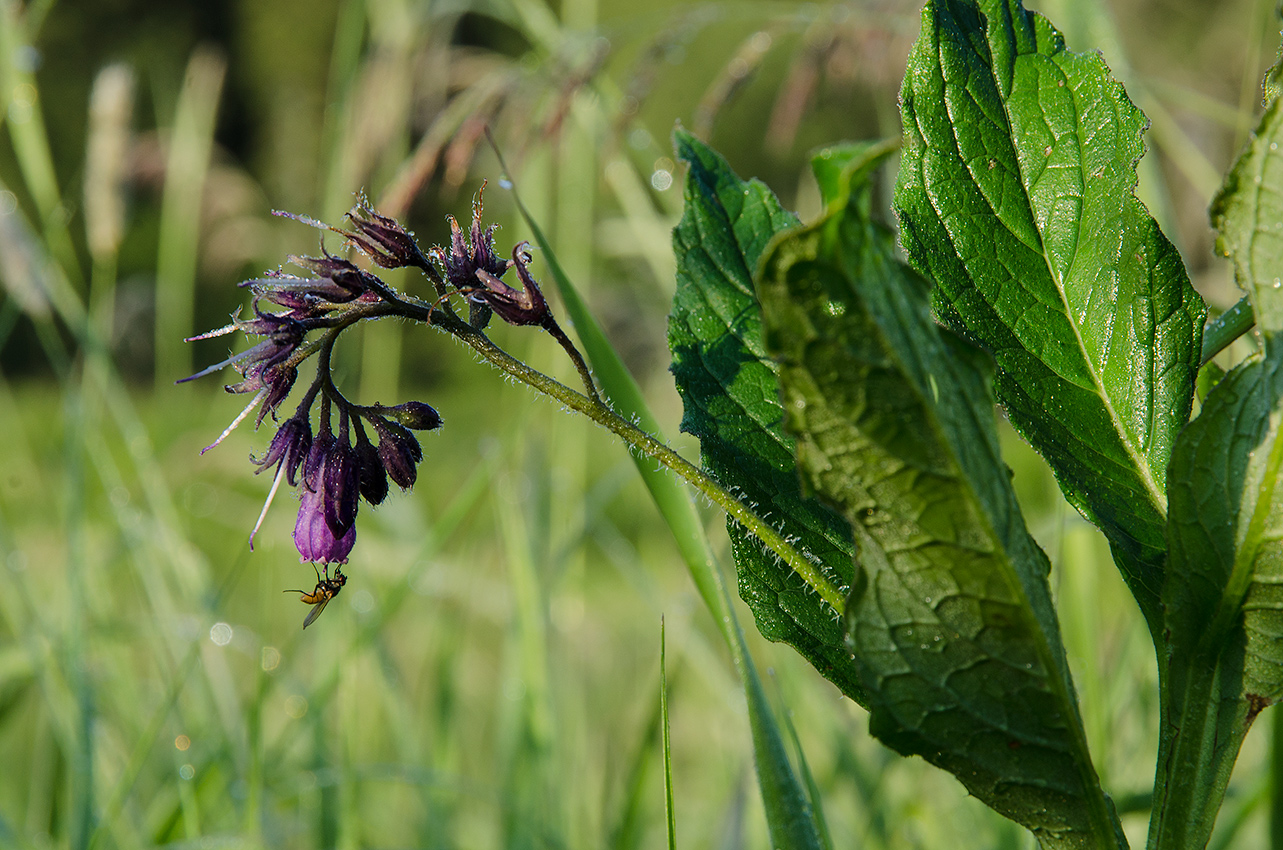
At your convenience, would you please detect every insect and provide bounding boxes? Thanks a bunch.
[284,565,347,629]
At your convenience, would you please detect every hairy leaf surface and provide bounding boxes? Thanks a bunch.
[1212,83,1283,332]
[1155,344,1283,848]
[668,129,863,702]
[1168,347,1283,696]
[760,143,1121,849]
[894,0,1206,633]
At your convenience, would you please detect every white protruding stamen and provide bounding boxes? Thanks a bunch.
[249,459,288,550]
[200,388,268,454]
[177,338,271,384]
[184,322,239,343]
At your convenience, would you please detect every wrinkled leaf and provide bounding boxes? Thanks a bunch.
[759,142,1122,849]
[668,129,863,702]
[894,0,1205,635]
[1168,347,1283,699]
[1154,343,1283,849]
[1211,81,1283,332]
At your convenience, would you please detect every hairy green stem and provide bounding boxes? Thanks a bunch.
[1149,656,1251,850]
[296,284,846,612]
[440,311,847,612]
[542,316,603,405]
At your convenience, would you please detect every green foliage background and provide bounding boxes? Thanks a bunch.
[0,0,1276,847]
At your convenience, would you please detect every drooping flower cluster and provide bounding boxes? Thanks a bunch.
[184,190,569,606]
[270,401,436,565]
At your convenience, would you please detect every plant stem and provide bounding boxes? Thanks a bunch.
[542,316,603,405]
[415,303,846,612]
[1148,655,1251,850]
[291,280,845,612]
[1202,295,1255,365]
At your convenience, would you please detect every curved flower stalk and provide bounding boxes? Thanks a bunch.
[185,190,840,625]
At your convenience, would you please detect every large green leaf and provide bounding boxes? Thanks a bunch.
[1149,46,1283,850]
[759,143,1122,849]
[668,129,863,702]
[893,0,1206,635]
[1153,343,1283,849]
[1211,77,1283,332]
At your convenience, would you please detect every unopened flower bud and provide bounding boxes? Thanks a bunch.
[253,414,312,486]
[356,437,388,506]
[383,401,443,431]
[286,250,381,301]
[375,420,423,489]
[323,439,360,538]
[304,430,336,491]
[344,200,428,269]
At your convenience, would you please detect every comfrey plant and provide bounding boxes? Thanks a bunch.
[183,188,588,616]
[189,0,1283,846]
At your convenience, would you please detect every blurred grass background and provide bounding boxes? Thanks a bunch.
[0,0,1277,847]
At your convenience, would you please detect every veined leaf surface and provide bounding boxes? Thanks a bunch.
[1212,66,1283,332]
[1167,348,1283,699]
[668,129,863,702]
[893,0,1205,633]
[1155,343,1283,849]
[760,143,1122,849]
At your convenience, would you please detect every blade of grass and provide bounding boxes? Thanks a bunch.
[63,393,93,850]
[86,546,252,850]
[609,653,665,850]
[1274,706,1283,849]
[661,617,676,850]
[154,47,225,390]
[0,1,82,291]
[489,135,824,850]
[776,684,834,850]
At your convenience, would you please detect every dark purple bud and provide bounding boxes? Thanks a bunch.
[257,287,324,314]
[323,439,360,538]
[376,421,422,489]
[242,273,352,307]
[304,430,336,492]
[287,250,382,301]
[259,365,298,423]
[356,437,389,506]
[253,414,312,486]
[382,401,442,431]
[294,484,356,564]
[472,243,551,327]
[344,201,427,269]
[435,183,509,292]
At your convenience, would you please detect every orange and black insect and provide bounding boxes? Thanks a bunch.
[284,565,347,629]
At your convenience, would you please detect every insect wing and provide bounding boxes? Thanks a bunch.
[302,594,331,628]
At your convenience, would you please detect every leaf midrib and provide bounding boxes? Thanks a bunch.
[935,29,1169,525]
